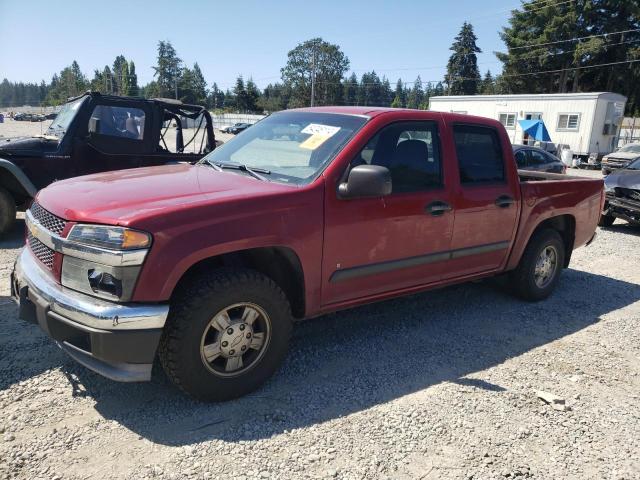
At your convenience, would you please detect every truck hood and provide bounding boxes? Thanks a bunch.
[36,163,294,225]
[0,135,60,157]
[605,152,640,161]
[604,168,640,190]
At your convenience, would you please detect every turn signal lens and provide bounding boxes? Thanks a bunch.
[123,229,152,249]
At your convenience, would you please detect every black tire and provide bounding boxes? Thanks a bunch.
[598,213,615,227]
[509,229,565,302]
[0,187,16,236]
[159,268,292,401]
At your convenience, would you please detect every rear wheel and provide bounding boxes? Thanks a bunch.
[0,187,16,236]
[159,268,292,401]
[509,229,565,301]
[598,213,615,227]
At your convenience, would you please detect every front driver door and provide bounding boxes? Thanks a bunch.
[321,120,454,306]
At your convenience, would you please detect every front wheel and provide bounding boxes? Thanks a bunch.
[159,268,292,401]
[509,229,565,301]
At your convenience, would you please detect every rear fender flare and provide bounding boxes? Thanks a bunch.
[0,158,37,198]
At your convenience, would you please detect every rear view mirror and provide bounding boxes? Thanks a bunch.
[88,117,100,135]
[338,165,392,199]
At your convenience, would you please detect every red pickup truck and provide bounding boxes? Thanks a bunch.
[12,107,603,401]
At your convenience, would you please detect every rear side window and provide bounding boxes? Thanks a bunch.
[453,125,505,184]
[529,150,548,165]
[514,150,527,168]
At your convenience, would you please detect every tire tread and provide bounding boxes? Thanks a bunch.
[158,267,292,400]
[0,187,16,235]
[510,228,565,302]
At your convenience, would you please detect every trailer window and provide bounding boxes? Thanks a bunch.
[498,113,517,129]
[557,114,580,131]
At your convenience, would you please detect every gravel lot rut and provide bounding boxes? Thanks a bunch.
[0,131,638,478]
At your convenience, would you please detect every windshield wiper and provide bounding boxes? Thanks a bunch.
[210,161,271,181]
[203,161,223,171]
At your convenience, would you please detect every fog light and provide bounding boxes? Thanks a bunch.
[62,256,141,301]
[88,269,123,297]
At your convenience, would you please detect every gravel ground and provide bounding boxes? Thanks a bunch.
[0,123,639,479]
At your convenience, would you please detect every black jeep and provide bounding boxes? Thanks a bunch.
[0,92,216,235]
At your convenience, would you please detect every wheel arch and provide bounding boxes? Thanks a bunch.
[0,158,37,205]
[527,214,576,268]
[171,246,306,319]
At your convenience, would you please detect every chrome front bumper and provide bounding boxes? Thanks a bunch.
[11,248,169,381]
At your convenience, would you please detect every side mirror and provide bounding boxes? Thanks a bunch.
[338,165,392,199]
[88,117,100,135]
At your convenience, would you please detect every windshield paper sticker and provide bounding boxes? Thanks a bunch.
[300,124,341,150]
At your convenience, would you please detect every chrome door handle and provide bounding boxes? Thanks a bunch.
[495,195,515,208]
[426,201,452,216]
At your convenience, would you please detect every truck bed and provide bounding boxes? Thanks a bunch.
[506,169,604,271]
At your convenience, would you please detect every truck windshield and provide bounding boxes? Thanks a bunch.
[627,158,640,170]
[202,111,368,184]
[47,97,84,136]
[618,144,640,154]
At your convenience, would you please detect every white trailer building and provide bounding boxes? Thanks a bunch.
[429,92,626,159]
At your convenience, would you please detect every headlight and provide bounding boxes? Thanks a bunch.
[67,225,151,250]
[604,182,614,193]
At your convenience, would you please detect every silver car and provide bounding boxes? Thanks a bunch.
[602,143,640,176]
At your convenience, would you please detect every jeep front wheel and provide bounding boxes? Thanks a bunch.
[159,268,292,401]
[0,187,16,236]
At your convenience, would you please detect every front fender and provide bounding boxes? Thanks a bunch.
[129,187,325,311]
[0,157,37,197]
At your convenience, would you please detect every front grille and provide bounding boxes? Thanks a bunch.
[615,188,640,202]
[603,158,631,170]
[30,202,66,236]
[27,231,55,270]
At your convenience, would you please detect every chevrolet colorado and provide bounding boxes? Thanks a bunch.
[12,108,604,401]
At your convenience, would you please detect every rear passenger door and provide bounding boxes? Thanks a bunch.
[443,124,520,279]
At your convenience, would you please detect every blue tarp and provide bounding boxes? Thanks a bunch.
[518,119,551,142]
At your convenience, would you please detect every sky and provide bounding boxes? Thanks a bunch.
[0,0,521,90]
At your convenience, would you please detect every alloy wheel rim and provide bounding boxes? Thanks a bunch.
[534,245,558,288]
[200,303,271,378]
